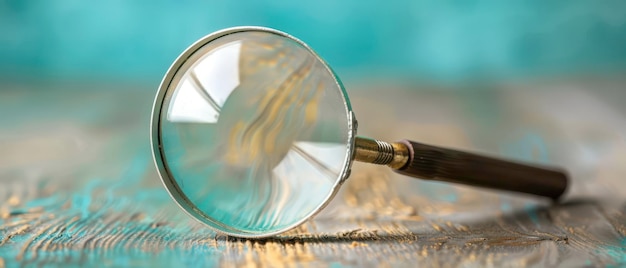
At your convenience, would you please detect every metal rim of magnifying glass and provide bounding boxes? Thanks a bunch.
[150,26,358,238]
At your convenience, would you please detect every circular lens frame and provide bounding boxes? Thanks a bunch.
[150,26,357,238]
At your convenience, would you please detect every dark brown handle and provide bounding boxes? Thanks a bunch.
[394,140,568,200]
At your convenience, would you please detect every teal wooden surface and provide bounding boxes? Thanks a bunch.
[1,80,625,267]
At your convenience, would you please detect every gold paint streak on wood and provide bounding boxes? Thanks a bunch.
[344,194,358,207]
[431,223,443,232]
[30,221,65,260]
[129,212,145,221]
[0,219,30,230]
[303,84,322,124]
[27,207,43,213]
[236,239,317,268]
[225,121,245,164]
[264,119,283,154]
[122,229,145,250]
[141,230,162,252]
[343,168,422,221]
[466,237,487,245]
[129,230,151,251]
[456,224,469,232]
[225,55,320,167]
[66,215,81,232]
[533,230,568,243]
[0,224,30,246]
[16,220,59,261]
[108,231,129,252]
[0,257,4,268]
[377,222,415,242]
[335,228,381,240]
[264,242,287,268]
[256,88,277,111]
[468,253,477,261]
[242,240,257,268]
[7,195,20,206]
[100,231,119,251]
[60,216,80,247]
[349,241,368,248]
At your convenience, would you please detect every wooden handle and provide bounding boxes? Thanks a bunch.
[393,140,568,200]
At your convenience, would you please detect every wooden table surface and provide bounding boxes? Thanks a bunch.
[1,79,625,267]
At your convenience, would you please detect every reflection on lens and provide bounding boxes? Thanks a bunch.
[158,30,352,234]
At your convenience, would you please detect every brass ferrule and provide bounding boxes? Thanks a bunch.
[353,136,409,169]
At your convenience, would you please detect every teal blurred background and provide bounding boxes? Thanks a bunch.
[1,0,626,84]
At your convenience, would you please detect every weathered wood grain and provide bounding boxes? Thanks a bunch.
[0,80,625,267]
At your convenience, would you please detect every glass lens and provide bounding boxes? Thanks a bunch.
[156,29,352,235]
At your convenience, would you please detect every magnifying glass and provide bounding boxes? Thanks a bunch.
[151,26,568,238]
